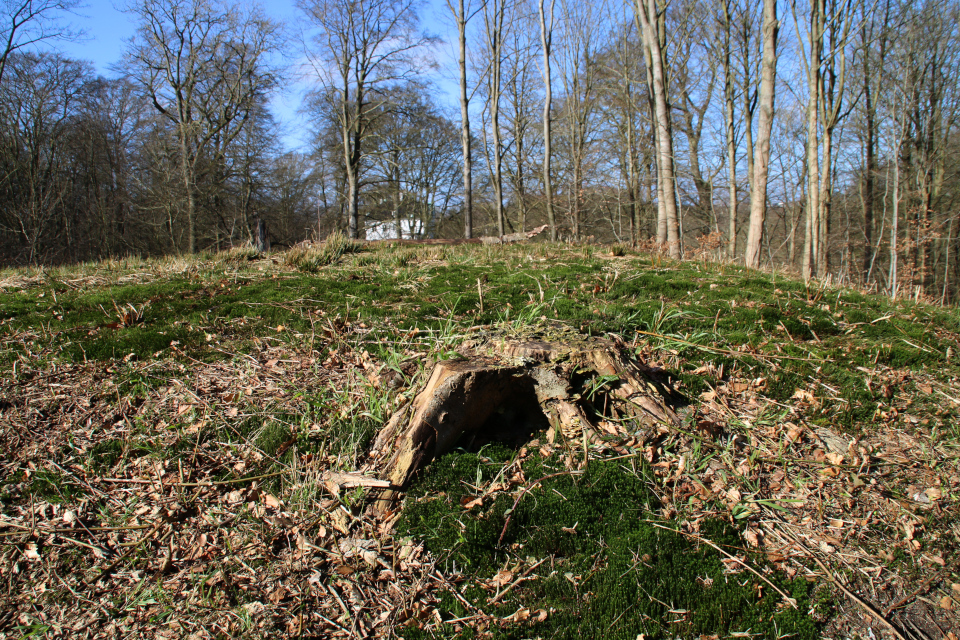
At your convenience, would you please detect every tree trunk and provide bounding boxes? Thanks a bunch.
[485,0,506,236]
[452,0,474,239]
[744,0,778,269]
[539,0,557,241]
[722,0,738,258]
[179,132,196,254]
[802,0,822,280]
[861,27,876,281]
[636,0,680,259]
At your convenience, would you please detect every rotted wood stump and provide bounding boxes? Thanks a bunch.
[363,324,682,514]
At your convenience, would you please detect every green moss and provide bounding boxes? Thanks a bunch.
[397,451,820,639]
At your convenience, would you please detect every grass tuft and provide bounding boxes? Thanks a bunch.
[285,231,364,271]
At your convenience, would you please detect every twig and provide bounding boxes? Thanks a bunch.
[882,568,947,616]
[315,611,351,635]
[99,470,285,487]
[0,522,153,539]
[645,521,798,610]
[488,558,547,604]
[431,571,482,613]
[634,329,829,362]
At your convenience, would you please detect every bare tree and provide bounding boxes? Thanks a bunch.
[744,0,778,269]
[671,0,715,224]
[300,0,434,239]
[719,0,738,257]
[599,18,646,245]
[854,0,891,282]
[482,0,509,235]
[0,0,78,85]
[124,0,281,253]
[558,0,604,240]
[447,0,480,239]
[502,11,540,232]
[0,52,88,262]
[539,0,557,240]
[635,0,681,258]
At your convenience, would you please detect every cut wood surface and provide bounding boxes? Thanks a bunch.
[365,324,683,513]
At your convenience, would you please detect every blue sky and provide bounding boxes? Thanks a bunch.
[55,0,462,153]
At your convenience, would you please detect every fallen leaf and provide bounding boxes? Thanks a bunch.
[903,522,916,542]
[785,423,804,443]
[925,554,945,566]
[263,493,282,509]
[825,452,844,466]
[925,488,942,501]
[492,570,513,588]
[743,530,759,547]
[941,596,954,611]
[23,543,40,561]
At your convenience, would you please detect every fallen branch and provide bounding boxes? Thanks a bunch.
[366,225,549,246]
[99,470,286,487]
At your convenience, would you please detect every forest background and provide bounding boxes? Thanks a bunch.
[1,0,958,303]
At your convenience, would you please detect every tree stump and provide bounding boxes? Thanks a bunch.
[363,324,683,514]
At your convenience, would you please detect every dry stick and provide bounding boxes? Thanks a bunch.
[431,570,483,613]
[0,522,153,538]
[488,557,548,605]
[644,521,798,610]
[315,611,351,635]
[497,471,584,546]
[633,329,830,362]
[777,525,909,640]
[882,568,948,616]
[99,470,285,487]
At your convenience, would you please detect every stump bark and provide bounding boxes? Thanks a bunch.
[363,324,683,514]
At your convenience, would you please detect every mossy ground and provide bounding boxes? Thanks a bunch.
[1,243,957,638]
[397,447,819,639]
